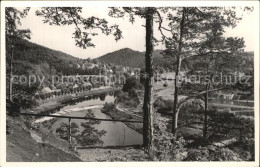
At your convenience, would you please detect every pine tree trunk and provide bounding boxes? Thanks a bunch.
[203,83,209,140]
[142,8,154,153]
[9,46,14,102]
[172,63,180,136]
[172,108,179,136]
[172,8,185,136]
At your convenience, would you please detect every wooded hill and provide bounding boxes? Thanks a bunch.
[97,47,254,71]
[7,37,254,78]
[6,37,102,77]
[97,48,172,69]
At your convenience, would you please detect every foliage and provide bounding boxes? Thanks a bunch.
[156,7,253,135]
[6,100,21,117]
[185,147,242,161]
[209,148,242,161]
[154,97,175,114]
[153,97,166,108]
[6,37,101,76]
[36,7,122,49]
[98,48,169,68]
[76,110,106,146]
[6,7,32,103]
[122,76,142,92]
[185,148,209,161]
[207,112,254,141]
[128,88,138,98]
[5,7,31,40]
[56,109,106,146]
[153,112,187,161]
[116,90,140,108]
[101,102,116,113]
[56,122,80,141]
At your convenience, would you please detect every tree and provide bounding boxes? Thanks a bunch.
[6,7,31,101]
[109,7,157,153]
[75,110,106,146]
[36,7,122,49]
[122,76,140,92]
[143,8,155,153]
[184,36,247,140]
[157,7,252,136]
[56,122,80,141]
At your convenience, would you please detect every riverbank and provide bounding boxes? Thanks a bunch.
[101,104,143,134]
[6,86,122,161]
[24,87,121,115]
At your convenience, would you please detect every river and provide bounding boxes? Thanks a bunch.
[36,93,143,147]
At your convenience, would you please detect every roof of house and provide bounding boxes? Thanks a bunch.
[41,87,52,93]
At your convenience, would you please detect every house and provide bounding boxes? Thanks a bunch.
[83,83,92,87]
[76,64,81,69]
[41,87,53,94]
[82,62,95,69]
[41,87,61,95]
[73,84,79,88]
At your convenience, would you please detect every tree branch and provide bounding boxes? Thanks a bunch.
[182,50,232,60]
[155,10,172,42]
[177,87,226,110]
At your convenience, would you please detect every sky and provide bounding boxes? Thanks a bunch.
[18,7,256,59]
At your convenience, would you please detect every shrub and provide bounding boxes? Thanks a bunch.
[124,99,139,108]
[34,94,40,99]
[6,100,21,117]
[128,88,138,98]
[209,148,242,161]
[185,148,209,161]
[56,110,106,146]
[56,122,80,141]
[163,82,168,87]
[101,102,116,113]
[185,147,242,161]
[115,90,129,103]
[154,97,165,108]
[122,77,141,92]
[154,97,174,114]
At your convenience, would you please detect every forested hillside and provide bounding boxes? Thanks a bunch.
[98,47,254,72]
[97,48,172,69]
[6,37,90,76]
[7,37,253,78]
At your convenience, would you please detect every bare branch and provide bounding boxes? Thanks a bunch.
[155,10,172,42]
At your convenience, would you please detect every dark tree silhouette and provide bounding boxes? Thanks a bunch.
[109,7,157,154]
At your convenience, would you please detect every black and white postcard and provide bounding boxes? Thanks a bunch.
[0,1,259,167]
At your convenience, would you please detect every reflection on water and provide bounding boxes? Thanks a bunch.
[44,92,143,146]
[63,91,119,106]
